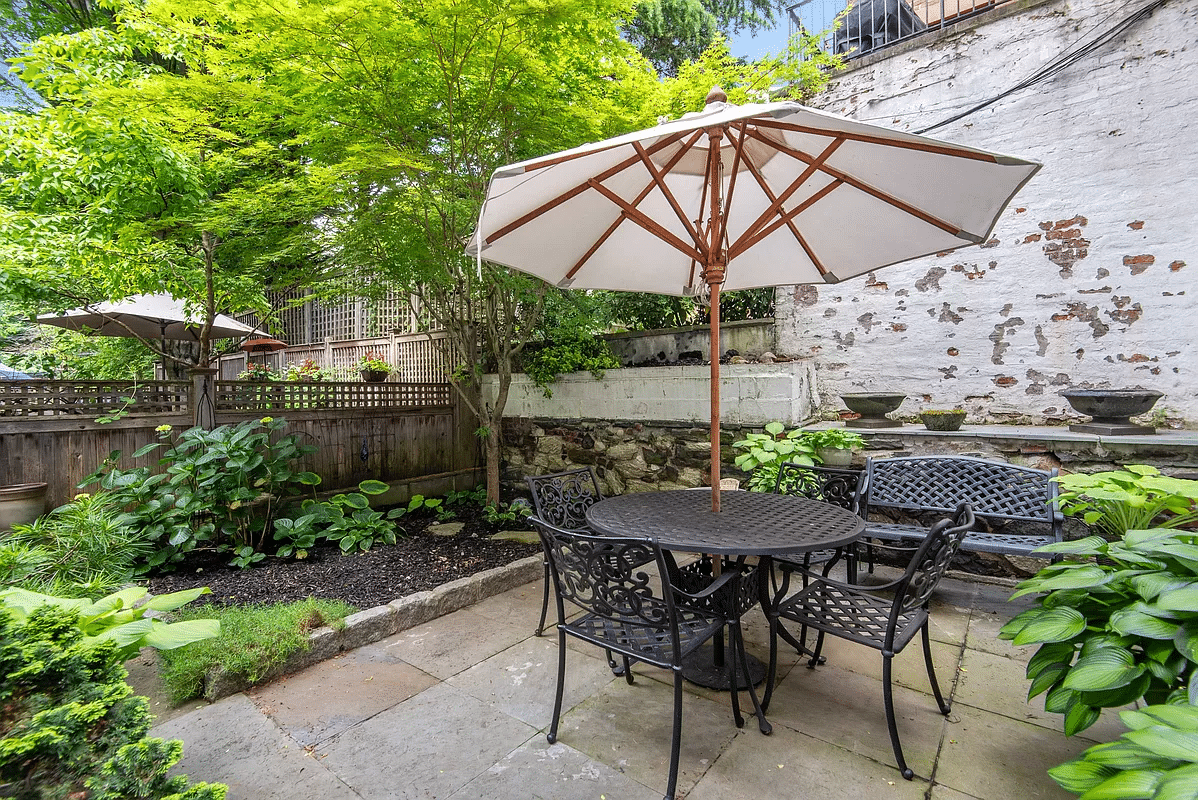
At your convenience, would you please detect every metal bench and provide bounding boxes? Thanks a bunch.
[860,455,1064,558]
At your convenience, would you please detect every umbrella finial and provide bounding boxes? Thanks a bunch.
[705,86,728,105]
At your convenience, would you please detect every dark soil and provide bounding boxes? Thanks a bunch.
[146,504,540,610]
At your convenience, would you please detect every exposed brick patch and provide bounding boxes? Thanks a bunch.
[792,284,820,307]
[857,313,877,333]
[1120,353,1154,363]
[915,267,947,292]
[952,262,987,279]
[989,318,1025,364]
[1123,254,1155,275]
[1023,233,1042,243]
[994,375,1018,387]
[980,237,1000,249]
[1170,260,1186,272]
[1052,302,1110,338]
[1078,286,1112,294]
[890,322,907,332]
[1128,220,1144,230]
[938,303,964,324]
[1000,303,1013,317]
[1109,296,1143,325]
[938,365,958,379]
[833,331,855,348]
[823,308,837,317]
[1015,207,1026,213]
[1040,215,1090,277]
[947,347,959,356]
[1034,325,1049,356]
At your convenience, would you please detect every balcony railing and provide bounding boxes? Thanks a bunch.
[788,0,1014,58]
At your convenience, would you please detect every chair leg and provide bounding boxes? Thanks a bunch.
[535,560,550,636]
[730,619,772,735]
[807,630,827,669]
[882,653,914,780]
[762,613,779,713]
[664,668,684,800]
[547,627,567,745]
[921,621,951,715]
[623,655,635,685]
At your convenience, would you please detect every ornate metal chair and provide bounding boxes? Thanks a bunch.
[526,468,605,637]
[762,502,976,780]
[533,518,757,800]
[773,462,866,581]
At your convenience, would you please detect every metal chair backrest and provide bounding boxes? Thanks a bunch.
[526,468,603,530]
[531,517,677,634]
[774,462,866,516]
[895,502,975,619]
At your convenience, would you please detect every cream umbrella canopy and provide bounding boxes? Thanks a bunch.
[467,88,1041,511]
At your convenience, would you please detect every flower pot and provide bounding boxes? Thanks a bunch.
[0,483,47,533]
[841,393,905,428]
[816,446,855,467]
[360,370,390,383]
[920,410,966,431]
[1061,388,1163,435]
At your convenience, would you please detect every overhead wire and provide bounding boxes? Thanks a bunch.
[912,0,1170,134]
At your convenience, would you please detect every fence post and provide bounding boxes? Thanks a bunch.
[189,368,218,430]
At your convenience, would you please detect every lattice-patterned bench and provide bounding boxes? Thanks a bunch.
[860,455,1064,558]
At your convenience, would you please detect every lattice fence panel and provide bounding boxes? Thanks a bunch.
[0,381,190,417]
[215,381,451,412]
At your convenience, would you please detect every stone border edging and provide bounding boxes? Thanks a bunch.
[202,554,543,701]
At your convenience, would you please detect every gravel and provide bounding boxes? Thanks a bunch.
[146,506,540,610]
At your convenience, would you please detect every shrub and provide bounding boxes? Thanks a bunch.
[1053,465,1198,540]
[998,529,1198,736]
[158,598,357,703]
[0,605,226,799]
[521,335,619,397]
[0,492,150,595]
[84,418,321,568]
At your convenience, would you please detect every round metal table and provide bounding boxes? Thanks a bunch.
[585,489,865,691]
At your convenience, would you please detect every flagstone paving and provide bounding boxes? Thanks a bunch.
[151,569,1107,800]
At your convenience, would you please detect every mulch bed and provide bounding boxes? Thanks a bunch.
[146,505,540,610]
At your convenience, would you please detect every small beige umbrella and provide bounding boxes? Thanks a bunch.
[468,88,1041,511]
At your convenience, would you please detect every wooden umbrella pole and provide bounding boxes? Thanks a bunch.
[706,121,727,515]
[710,282,722,514]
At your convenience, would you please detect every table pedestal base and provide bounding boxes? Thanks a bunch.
[681,644,767,690]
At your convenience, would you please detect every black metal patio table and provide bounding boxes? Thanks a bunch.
[585,489,865,692]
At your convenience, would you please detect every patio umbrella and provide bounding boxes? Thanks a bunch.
[467,88,1041,512]
[36,293,267,377]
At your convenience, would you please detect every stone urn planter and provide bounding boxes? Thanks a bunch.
[0,482,47,533]
[816,446,855,467]
[920,409,966,432]
[1061,388,1164,435]
[841,393,906,428]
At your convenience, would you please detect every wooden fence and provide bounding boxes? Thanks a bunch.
[0,378,477,511]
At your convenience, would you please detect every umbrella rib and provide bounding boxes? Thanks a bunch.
[632,141,705,255]
[744,127,971,239]
[751,118,1001,163]
[483,131,694,247]
[733,154,830,278]
[588,180,705,263]
[565,132,709,283]
[732,136,846,254]
[730,179,844,261]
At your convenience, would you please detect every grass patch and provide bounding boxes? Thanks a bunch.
[158,597,357,703]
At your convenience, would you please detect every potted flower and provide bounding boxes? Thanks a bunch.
[357,351,392,383]
[238,362,278,382]
[919,408,966,431]
[800,428,866,467]
[285,359,324,382]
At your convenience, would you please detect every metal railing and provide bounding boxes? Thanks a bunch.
[788,0,1013,58]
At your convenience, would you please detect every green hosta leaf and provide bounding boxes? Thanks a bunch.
[1135,705,1198,730]
[1077,769,1166,800]
[1011,565,1112,598]
[143,586,212,613]
[1048,759,1116,793]
[1028,641,1079,678]
[1153,763,1198,800]
[1045,684,1077,714]
[1083,741,1176,771]
[1078,672,1152,708]
[1028,661,1071,700]
[1131,574,1193,602]
[1063,647,1145,691]
[1035,536,1109,556]
[1110,605,1180,639]
[1145,657,1184,685]
[341,493,369,510]
[296,472,321,485]
[1122,728,1198,763]
[764,421,785,436]
[88,617,153,649]
[1174,623,1198,662]
[140,618,222,650]
[1064,697,1102,736]
[1012,607,1088,645]
[358,479,389,495]
[1157,586,1198,613]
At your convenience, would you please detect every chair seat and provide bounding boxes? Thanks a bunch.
[565,606,724,669]
[864,523,1055,557]
[776,582,927,653]
[775,547,845,569]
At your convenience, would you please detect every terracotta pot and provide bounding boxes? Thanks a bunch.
[0,483,47,532]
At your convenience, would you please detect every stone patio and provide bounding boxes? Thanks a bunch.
[149,568,1115,799]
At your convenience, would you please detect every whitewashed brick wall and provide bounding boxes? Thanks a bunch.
[775,0,1197,423]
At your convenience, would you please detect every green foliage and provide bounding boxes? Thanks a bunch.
[521,335,620,397]
[237,362,279,381]
[998,529,1198,736]
[309,480,403,554]
[0,585,219,663]
[732,421,818,492]
[0,605,227,799]
[626,0,775,76]
[83,417,321,568]
[158,598,357,703]
[1053,465,1198,540]
[483,501,533,527]
[355,351,392,373]
[799,428,866,452]
[284,359,324,381]
[0,492,151,595]
[1049,704,1198,800]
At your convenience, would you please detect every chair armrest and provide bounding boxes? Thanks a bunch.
[781,563,904,594]
[674,569,741,603]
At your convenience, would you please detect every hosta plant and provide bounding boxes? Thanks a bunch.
[732,421,818,492]
[1049,703,1198,800]
[999,528,1198,736]
[1053,465,1198,540]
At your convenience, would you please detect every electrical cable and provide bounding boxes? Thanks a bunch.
[912,0,1169,134]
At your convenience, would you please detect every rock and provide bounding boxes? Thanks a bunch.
[729,356,749,364]
[759,351,776,363]
[489,530,540,545]
[426,522,465,537]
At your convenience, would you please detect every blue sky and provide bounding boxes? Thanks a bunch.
[726,18,791,62]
